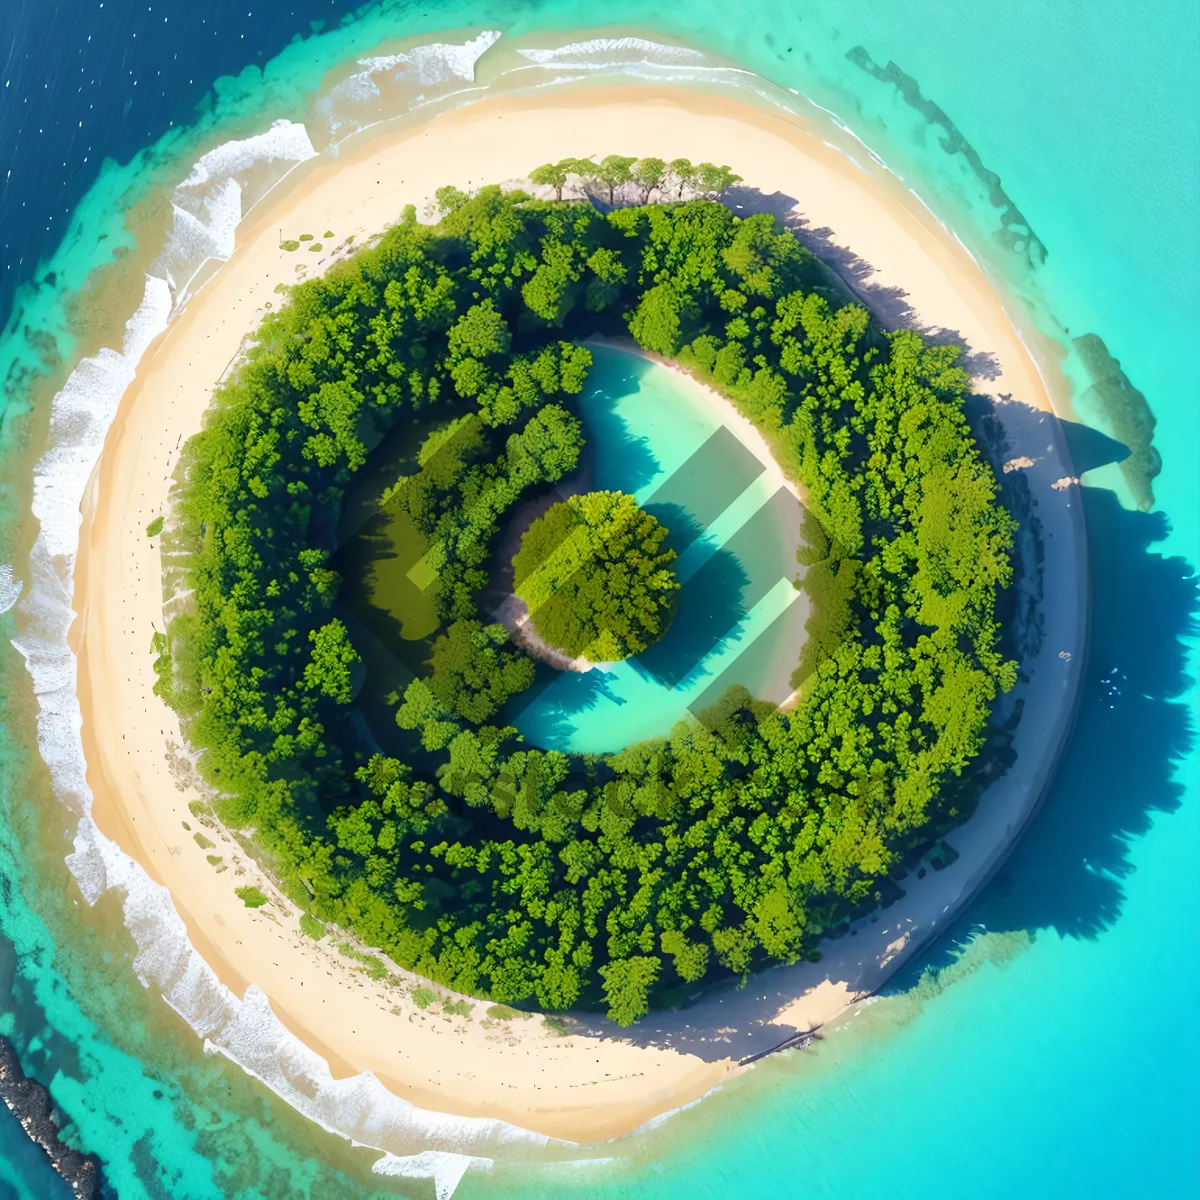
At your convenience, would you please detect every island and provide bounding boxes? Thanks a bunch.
[71,89,1085,1149]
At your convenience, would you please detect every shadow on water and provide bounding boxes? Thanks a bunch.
[889,430,1197,992]
[721,184,1195,978]
[577,351,662,497]
[636,504,751,690]
[505,662,629,750]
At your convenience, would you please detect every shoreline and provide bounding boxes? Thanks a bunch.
[70,84,1085,1144]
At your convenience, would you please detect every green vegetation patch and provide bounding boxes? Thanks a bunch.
[164,176,1015,1026]
[513,490,679,661]
[235,885,270,908]
[299,913,327,940]
[144,515,164,537]
[280,240,300,252]
[485,1003,527,1021]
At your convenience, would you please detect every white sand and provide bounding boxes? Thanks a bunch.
[73,86,1084,1142]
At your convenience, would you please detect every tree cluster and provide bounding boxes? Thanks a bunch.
[163,179,1015,1025]
[530,155,741,206]
[513,489,679,662]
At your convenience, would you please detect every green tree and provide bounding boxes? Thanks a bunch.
[694,162,743,198]
[513,491,679,662]
[600,956,661,1026]
[631,156,667,202]
[668,157,695,198]
[434,184,471,215]
[594,154,637,204]
[529,158,590,202]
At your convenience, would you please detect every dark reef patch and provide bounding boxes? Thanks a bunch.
[845,47,1047,268]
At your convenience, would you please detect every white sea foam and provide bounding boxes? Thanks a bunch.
[359,29,502,85]
[180,119,316,188]
[516,36,707,68]
[0,564,21,614]
[319,31,501,140]
[12,90,560,1198]
[372,1150,493,1200]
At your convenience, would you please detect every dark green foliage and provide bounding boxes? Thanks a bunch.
[513,491,679,661]
[165,184,1015,1025]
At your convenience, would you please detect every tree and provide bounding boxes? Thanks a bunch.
[423,621,535,723]
[302,620,359,704]
[631,156,667,202]
[434,185,470,215]
[594,154,636,204]
[694,162,743,198]
[529,158,590,202]
[513,490,679,662]
[600,956,660,1026]
[628,284,682,356]
[668,157,695,198]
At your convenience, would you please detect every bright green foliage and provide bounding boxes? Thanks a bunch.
[236,886,270,908]
[593,155,636,204]
[280,240,300,252]
[631,157,667,201]
[165,183,1015,1026]
[299,913,327,940]
[600,955,660,1025]
[145,515,164,537]
[435,185,471,215]
[513,491,679,661]
[529,158,592,202]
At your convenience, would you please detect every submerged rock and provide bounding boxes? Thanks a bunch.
[0,1037,103,1200]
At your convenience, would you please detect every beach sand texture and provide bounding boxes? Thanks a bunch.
[72,87,1085,1142]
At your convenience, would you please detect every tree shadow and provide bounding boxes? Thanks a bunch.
[574,350,664,496]
[636,514,751,690]
[724,185,1002,379]
[888,474,1196,991]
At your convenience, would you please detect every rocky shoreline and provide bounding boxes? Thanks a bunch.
[0,1036,104,1199]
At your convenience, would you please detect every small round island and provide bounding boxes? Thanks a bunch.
[512,490,679,665]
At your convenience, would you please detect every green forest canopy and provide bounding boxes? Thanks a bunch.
[513,490,679,662]
[161,174,1016,1025]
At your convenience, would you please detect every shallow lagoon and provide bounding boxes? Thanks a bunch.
[508,347,807,754]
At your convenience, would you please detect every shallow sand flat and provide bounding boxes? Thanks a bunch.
[73,85,1084,1142]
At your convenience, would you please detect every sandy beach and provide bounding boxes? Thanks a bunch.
[71,85,1085,1143]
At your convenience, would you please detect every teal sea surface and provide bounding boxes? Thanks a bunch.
[0,2,1196,1197]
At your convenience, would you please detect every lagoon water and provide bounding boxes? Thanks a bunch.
[511,347,805,754]
[0,2,1196,1197]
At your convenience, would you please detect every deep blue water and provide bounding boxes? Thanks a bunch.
[0,0,371,322]
[0,2,1196,1198]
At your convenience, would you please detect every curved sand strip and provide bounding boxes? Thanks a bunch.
[72,86,1085,1143]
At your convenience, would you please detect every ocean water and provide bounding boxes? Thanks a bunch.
[0,3,1196,1199]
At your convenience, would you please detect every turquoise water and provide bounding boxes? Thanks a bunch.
[511,347,804,753]
[0,2,1195,1197]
